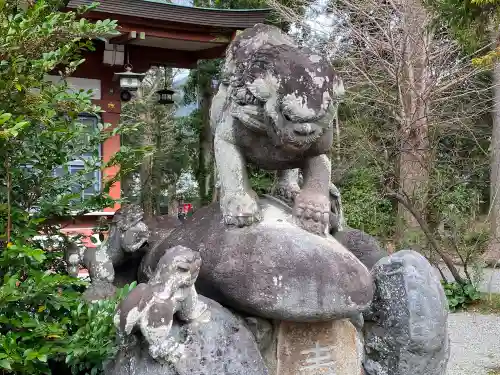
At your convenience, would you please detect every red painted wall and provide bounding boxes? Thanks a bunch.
[52,43,124,237]
[73,43,124,212]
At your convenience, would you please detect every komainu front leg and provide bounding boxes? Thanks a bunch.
[176,286,207,321]
[214,117,261,227]
[140,301,182,362]
[294,154,331,236]
[274,169,301,205]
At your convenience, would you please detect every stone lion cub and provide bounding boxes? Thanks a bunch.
[114,246,207,362]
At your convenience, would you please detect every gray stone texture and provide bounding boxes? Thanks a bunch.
[114,246,207,363]
[140,196,373,322]
[82,279,117,302]
[335,227,388,270]
[230,311,278,374]
[105,296,269,375]
[211,23,345,235]
[277,319,363,375]
[363,250,450,375]
[145,214,182,248]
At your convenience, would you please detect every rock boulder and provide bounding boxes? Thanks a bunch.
[363,250,449,375]
[140,196,373,322]
[106,296,268,375]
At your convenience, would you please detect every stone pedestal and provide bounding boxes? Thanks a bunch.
[276,319,363,375]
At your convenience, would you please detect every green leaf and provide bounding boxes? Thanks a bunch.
[0,112,12,125]
[0,359,12,370]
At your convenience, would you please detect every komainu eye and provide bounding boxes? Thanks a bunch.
[283,113,292,122]
[177,262,191,271]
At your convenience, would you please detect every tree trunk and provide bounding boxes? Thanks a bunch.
[121,171,136,202]
[485,30,500,266]
[138,92,154,220]
[396,0,431,240]
[167,184,179,217]
[196,82,214,206]
[212,164,220,203]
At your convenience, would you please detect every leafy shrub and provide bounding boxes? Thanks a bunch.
[248,166,276,196]
[0,241,84,374]
[340,167,394,238]
[0,2,145,374]
[65,284,136,375]
[442,281,481,311]
[0,241,134,375]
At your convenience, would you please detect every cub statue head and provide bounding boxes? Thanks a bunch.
[149,245,202,294]
[227,24,345,152]
[64,204,150,285]
[109,204,150,254]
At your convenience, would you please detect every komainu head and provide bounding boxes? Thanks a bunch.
[111,204,149,253]
[227,24,344,151]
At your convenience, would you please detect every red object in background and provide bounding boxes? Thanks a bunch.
[181,203,192,213]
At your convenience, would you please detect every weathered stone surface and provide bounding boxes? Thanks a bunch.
[140,196,373,322]
[363,250,449,375]
[114,246,207,362]
[231,312,275,353]
[65,204,150,287]
[82,279,117,302]
[277,319,363,375]
[335,227,388,270]
[145,214,182,247]
[211,23,345,235]
[106,296,269,375]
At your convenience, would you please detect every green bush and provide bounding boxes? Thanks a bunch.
[0,241,134,375]
[442,281,481,311]
[340,167,395,238]
[0,2,146,374]
[65,284,136,375]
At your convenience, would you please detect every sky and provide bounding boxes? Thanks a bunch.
[171,0,335,116]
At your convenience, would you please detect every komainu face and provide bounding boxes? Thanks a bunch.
[151,246,202,291]
[227,33,344,151]
[111,205,149,253]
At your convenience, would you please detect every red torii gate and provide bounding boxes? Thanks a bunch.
[57,0,270,243]
[66,0,271,70]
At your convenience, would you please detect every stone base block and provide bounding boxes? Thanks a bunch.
[275,320,363,375]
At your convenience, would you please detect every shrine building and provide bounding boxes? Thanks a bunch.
[55,0,270,249]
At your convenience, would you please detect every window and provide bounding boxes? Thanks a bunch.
[53,114,102,200]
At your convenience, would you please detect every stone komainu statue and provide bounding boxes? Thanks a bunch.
[211,23,345,235]
[114,246,207,363]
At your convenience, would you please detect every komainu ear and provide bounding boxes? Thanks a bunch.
[316,101,337,129]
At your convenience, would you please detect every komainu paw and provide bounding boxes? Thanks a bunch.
[222,191,262,227]
[275,182,301,205]
[293,191,330,235]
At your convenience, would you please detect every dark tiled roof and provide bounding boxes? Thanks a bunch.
[66,0,271,29]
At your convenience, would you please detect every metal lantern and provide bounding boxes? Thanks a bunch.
[113,64,145,91]
[156,88,175,105]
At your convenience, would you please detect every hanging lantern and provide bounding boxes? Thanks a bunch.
[156,66,175,105]
[156,88,175,105]
[113,63,145,91]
